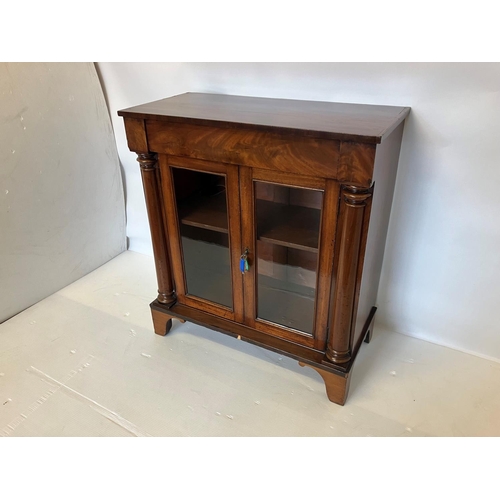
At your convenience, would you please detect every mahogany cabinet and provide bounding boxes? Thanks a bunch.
[118,93,410,405]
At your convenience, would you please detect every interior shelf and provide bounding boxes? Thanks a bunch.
[256,200,321,253]
[178,191,228,233]
[178,193,321,253]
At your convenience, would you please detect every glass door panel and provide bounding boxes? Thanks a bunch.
[255,182,323,335]
[172,167,232,309]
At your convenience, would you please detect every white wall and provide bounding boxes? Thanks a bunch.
[97,62,500,361]
[0,63,126,322]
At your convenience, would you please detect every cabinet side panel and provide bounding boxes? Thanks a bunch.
[352,122,405,350]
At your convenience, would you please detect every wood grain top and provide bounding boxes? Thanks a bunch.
[118,93,410,144]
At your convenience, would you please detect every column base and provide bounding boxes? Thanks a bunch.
[157,291,176,305]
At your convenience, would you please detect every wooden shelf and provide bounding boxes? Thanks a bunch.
[179,195,321,253]
[256,200,321,253]
[178,191,228,233]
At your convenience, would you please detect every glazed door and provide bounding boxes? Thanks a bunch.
[160,156,244,322]
[240,168,340,350]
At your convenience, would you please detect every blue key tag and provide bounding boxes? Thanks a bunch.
[240,250,249,274]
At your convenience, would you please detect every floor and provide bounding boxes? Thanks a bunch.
[1,251,499,437]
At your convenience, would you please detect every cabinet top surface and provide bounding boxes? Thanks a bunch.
[118,93,410,144]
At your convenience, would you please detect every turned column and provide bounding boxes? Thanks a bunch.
[136,152,176,305]
[327,185,372,364]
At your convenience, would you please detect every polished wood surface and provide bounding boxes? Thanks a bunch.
[152,310,173,336]
[152,309,185,336]
[350,184,373,352]
[137,153,175,305]
[352,121,406,349]
[256,200,321,253]
[225,157,245,324]
[327,185,372,364]
[151,300,348,376]
[338,141,377,187]
[119,92,410,144]
[240,166,257,329]
[349,306,377,369]
[123,117,148,152]
[159,155,244,323]
[298,362,350,406]
[251,168,325,190]
[146,121,340,178]
[159,155,187,300]
[178,191,228,233]
[120,93,410,405]
[241,170,329,349]
[151,300,376,376]
[314,179,341,350]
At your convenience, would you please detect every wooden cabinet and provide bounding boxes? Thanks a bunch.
[119,93,410,405]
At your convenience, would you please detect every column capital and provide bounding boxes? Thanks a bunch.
[342,185,372,207]
[136,152,158,170]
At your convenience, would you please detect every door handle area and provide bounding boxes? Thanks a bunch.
[240,248,250,274]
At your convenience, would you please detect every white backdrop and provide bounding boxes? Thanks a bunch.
[0,63,126,322]
[97,62,500,361]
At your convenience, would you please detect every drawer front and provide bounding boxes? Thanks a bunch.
[146,120,340,179]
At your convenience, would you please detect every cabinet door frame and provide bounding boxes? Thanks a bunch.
[240,167,340,350]
[159,154,244,322]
